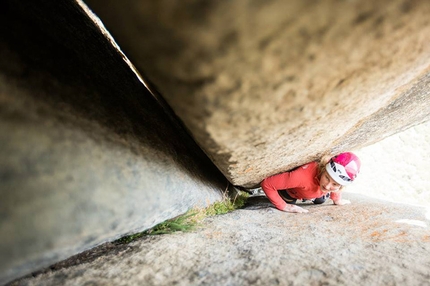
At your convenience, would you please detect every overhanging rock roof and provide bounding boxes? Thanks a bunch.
[85,0,430,187]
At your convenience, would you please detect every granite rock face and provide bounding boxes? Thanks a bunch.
[11,193,430,286]
[2,0,430,284]
[0,1,227,284]
[85,0,430,187]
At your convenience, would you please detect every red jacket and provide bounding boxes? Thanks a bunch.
[261,162,341,210]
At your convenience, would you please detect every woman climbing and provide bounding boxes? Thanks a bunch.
[260,152,361,213]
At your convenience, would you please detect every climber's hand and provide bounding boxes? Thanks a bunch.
[333,199,351,205]
[283,204,309,213]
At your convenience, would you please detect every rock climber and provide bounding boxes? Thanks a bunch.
[260,152,361,213]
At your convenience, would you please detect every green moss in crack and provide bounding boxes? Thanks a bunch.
[114,191,249,244]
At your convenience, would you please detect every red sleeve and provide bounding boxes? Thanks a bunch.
[261,173,289,210]
[260,163,313,210]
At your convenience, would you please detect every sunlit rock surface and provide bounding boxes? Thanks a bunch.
[347,120,430,206]
[85,0,430,187]
[11,194,430,286]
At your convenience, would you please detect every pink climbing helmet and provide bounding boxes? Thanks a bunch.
[325,152,361,185]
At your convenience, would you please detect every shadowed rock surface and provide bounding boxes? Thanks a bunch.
[10,194,430,286]
[0,1,226,284]
[85,0,430,186]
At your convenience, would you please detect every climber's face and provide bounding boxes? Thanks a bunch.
[320,171,341,193]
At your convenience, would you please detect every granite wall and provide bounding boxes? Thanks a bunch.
[2,0,430,284]
[84,0,430,187]
[0,1,227,284]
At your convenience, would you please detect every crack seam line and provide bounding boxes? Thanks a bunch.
[75,0,161,104]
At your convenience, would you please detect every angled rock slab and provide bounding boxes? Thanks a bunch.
[11,193,430,286]
[85,0,430,186]
[0,1,227,284]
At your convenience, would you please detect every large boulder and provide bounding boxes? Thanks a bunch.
[0,1,226,284]
[85,0,430,187]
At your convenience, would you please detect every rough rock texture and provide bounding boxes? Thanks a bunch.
[0,1,227,284]
[85,0,430,187]
[2,0,430,284]
[10,193,430,286]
